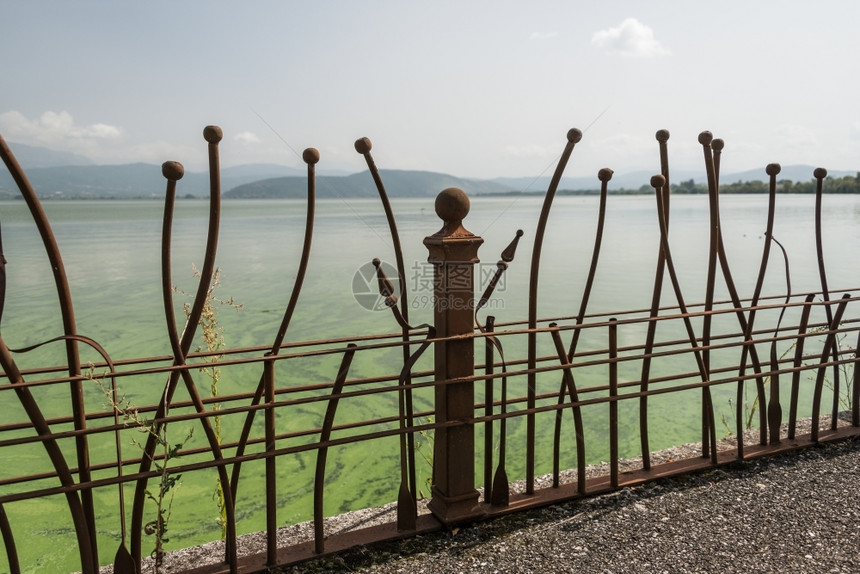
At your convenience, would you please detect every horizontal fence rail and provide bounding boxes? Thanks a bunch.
[0,127,858,574]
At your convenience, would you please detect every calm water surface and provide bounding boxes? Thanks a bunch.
[1,193,859,572]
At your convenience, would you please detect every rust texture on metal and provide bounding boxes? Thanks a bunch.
[0,126,859,574]
[424,188,484,523]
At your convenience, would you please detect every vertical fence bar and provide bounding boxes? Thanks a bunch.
[853,330,860,427]
[483,316,495,503]
[639,130,671,471]
[788,294,817,439]
[609,319,619,487]
[264,358,277,568]
[424,188,484,523]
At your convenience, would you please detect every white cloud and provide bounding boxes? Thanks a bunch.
[592,18,670,58]
[73,123,121,139]
[530,31,558,41]
[0,110,121,144]
[234,131,261,145]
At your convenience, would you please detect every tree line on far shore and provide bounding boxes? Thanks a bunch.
[669,173,860,194]
[550,173,860,196]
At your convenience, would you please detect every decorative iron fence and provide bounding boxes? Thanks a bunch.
[0,126,858,574]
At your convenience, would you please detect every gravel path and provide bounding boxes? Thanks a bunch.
[284,435,860,574]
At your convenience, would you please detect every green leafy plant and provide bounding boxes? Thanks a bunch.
[824,332,854,413]
[141,424,193,569]
[721,394,759,436]
[93,370,193,572]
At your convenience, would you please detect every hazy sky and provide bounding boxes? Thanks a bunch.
[2,1,859,181]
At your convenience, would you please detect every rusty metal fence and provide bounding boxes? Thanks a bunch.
[0,127,858,574]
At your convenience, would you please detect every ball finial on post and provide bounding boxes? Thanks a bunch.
[302,148,320,165]
[429,187,475,239]
[203,125,223,144]
[698,131,713,146]
[161,161,184,181]
[435,187,470,222]
[354,137,373,155]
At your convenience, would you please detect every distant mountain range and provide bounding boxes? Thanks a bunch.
[0,142,855,200]
[2,142,94,168]
[227,169,513,199]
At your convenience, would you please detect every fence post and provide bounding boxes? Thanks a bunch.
[424,187,485,523]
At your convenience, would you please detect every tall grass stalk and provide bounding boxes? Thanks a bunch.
[176,265,242,539]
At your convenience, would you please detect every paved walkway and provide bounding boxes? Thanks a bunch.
[281,436,860,574]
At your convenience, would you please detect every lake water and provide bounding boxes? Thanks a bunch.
[4,193,859,356]
[1,193,859,572]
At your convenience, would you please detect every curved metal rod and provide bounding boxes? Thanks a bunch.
[10,331,134,570]
[814,168,841,429]
[0,220,6,332]
[354,137,418,504]
[0,133,95,559]
[475,230,523,324]
[229,148,318,500]
[724,160,779,454]
[369,258,437,530]
[788,294,817,438]
[853,330,860,427]
[313,344,358,554]
[638,129,671,469]
[766,235,792,444]
[550,169,610,479]
[565,169,612,359]
[549,325,585,494]
[0,334,95,573]
[475,230,523,506]
[526,127,582,492]
[698,132,720,460]
[131,126,224,570]
[155,160,239,570]
[394,326,435,531]
[811,294,851,442]
[0,502,19,574]
[649,174,713,458]
[354,138,410,321]
[481,316,511,507]
[7,332,128,570]
[490,346,510,505]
